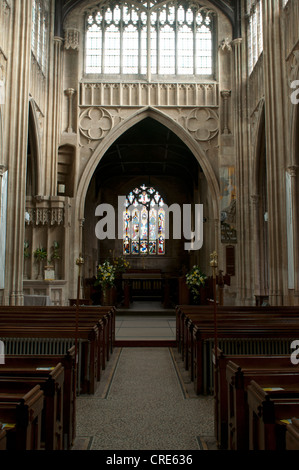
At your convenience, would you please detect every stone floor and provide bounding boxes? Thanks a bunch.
[72,301,218,451]
[73,346,217,451]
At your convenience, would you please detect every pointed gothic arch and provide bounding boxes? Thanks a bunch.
[76,106,220,222]
[27,99,42,196]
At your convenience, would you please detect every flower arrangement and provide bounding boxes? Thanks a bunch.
[113,256,130,276]
[95,260,116,288]
[185,265,207,303]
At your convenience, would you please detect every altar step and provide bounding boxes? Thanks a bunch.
[115,302,176,346]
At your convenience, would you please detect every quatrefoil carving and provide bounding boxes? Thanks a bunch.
[79,107,113,141]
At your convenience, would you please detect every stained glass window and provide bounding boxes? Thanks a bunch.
[85,1,214,77]
[123,184,166,256]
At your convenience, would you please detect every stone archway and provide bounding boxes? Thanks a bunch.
[69,107,221,299]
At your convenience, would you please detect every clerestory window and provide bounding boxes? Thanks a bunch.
[31,0,48,74]
[85,0,215,78]
[246,0,263,75]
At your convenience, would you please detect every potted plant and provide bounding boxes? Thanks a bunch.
[33,247,47,279]
[185,265,207,305]
[95,260,117,305]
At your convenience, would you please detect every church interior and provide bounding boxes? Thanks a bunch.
[0,0,299,453]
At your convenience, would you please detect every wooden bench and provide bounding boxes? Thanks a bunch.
[0,324,98,395]
[247,380,299,450]
[0,305,116,381]
[1,348,75,449]
[190,317,299,394]
[0,362,64,450]
[213,349,299,449]
[286,418,299,450]
[176,305,299,369]
[225,357,299,450]
[0,384,44,450]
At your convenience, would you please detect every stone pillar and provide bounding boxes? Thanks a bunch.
[65,88,76,133]
[231,37,254,305]
[46,36,64,196]
[262,0,288,305]
[287,165,299,304]
[221,90,231,134]
[3,0,33,305]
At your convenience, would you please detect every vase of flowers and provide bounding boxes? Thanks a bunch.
[95,260,117,305]
[113,256,130,277]
[185,265,207,305]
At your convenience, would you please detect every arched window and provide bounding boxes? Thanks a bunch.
[31,0,48,74]
[123,184,166,255]
[85,1,215,78]
[246,0,263,74]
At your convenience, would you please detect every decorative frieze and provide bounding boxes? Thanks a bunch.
[25,206,64,226]
[78,105,219,154]
[80,82,219,108]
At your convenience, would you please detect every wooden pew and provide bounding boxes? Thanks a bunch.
[213,351,299,449]
[175,304,299,363]
[0,305,116,382]
[0,385,44,450]
[0,323,98,395]
[286,418,299,450]
[191,318,299,395]
[1,348,75,449]
[176,304,299,345]
[247,380,299,450]
[225,357,299,450]
[0,363,64,450]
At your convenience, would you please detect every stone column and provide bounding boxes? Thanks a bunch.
[65,88,76,133]
[231,37,254,305]
[3,0,33,305]
[46,36,64,196]
[287,165,299,304]
[262,0,288,305]
[221,90,231,134]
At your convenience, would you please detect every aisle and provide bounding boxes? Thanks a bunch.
[74,347,215,450]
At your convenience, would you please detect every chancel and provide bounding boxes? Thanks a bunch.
[0,0,298,453]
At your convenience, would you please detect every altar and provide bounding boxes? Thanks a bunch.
[122,271,163,303]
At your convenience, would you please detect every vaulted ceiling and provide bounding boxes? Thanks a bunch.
[55,0,241,38]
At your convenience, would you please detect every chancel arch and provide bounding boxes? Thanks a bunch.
[75,109,220,298]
